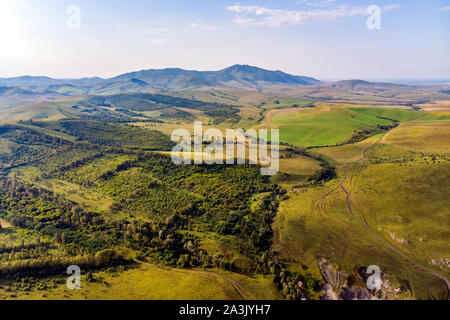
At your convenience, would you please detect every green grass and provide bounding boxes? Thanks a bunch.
[0,104,66,123]
[354,161,450,264]
[261,99,314,110]
[348,107,422,122]
[268,106,421,147]
[275,163,449,299]
[382,121,450,153]
[59,154,135,185]
[278,154,322,175]
[0,263,281,300]
[415,113,450,121]
[1,91,448,300]
[141,110,163,118]
[17,122,77,142]
[274,121,450,299]
[315,133,383,164]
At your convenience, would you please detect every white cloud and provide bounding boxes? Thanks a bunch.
[296,0,337,7]
[227,3,364,27]
[381,4,401,12]
[440,5,450,11]
[190,19,218,32]
[227,3,400,27]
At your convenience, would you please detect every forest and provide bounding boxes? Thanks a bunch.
[0,121,320,299]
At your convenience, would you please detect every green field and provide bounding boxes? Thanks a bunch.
[274,120,450,300]
[261,98,314,110]
[1,262,281,300]
[315,133,383,164]
[415,112,450,121]
[0,86,449,300]
[266,105,422,147]
[383,121,450,153]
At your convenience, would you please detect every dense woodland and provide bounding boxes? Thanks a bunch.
[77,93,241,124]
[0,121,320,299]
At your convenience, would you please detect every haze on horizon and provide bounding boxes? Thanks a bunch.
[0,0,449,80]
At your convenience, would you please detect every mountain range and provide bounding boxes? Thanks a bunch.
[2,65,449,110]
[0,65,320,96]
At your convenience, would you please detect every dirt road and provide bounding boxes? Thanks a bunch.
[340,167,450,299]
[312,131,450,299]
[133,258,255,300]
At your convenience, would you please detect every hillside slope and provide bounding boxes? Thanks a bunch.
[0,65,320,95]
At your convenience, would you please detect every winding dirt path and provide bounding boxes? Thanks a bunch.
[133,259,254,300]
[312,131,389,219]
[312,131,450,299]
[340,167,450,299]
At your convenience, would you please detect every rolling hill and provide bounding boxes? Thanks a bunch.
[0,86,64,109]
[0,65,320,96]
[263,79,450,105]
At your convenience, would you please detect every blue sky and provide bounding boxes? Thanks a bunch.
[0,0,449,80]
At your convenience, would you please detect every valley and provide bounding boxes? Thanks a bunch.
[0,65,449,300]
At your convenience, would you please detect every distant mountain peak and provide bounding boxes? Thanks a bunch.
[223,64,261,71]
[0,65,320,94]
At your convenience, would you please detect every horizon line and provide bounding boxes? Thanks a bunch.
[0,64,449,84]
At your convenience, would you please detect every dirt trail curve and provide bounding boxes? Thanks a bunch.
[358,129,391,162]
[133,259,255,300]
[312,130,390,219]
[340,167,450,299]
[312,131,450,299]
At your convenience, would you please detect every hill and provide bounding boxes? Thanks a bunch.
[263,79,450,105]
[0,65,320,95]
[112,64,320,89]
[0,86,64,109]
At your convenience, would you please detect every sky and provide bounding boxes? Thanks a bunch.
[0,0,449,80]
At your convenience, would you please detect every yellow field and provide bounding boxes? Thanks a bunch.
[415,100,450,110]
[353,162,450,261]
[278,154,322,175]
[1,262,281,300]
[274,120,450,299]
[314,134,383,164]
[382,121,450,153]
[0,102,66,123]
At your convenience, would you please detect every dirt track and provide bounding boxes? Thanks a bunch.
[340,167,450,299]
[133,259,255,300]
[312,132,450,299]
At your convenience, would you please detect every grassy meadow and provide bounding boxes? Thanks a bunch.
[262,104,422,147]
[1,262,281,300]
[273,116,450,300]
[0,87,449,300]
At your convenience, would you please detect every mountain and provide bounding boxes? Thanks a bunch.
[260,78,450,105]
[206,64,320,86]
[329,79,410,91]
[111,65,319,89]
[0,76,61,87]
[0,65,320,95]
[0,76,104,89]
[0,86,36,96]
[0,86,63,108]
